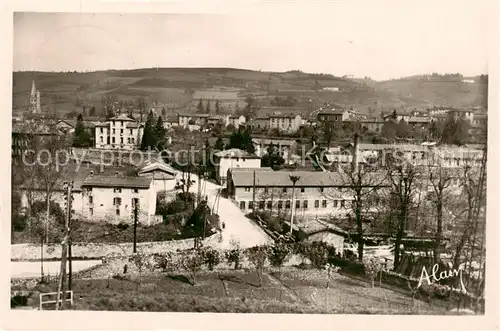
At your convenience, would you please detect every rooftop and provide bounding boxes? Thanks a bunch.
[109,114,135,122]
[82,175,152,189]
[253,138,297,146]
[230,169,387,187]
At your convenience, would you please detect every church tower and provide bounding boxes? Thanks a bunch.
[29,80,41,113]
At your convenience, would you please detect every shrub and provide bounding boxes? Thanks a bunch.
[364,258,382,288]
[298,241,330,269]
[245,245,270,287]
[201,247,222,271]
[117,222,129,231]
[181,250,204,285]
[268,242,293,272]
[12,214,28,232]
[153,252,174,273]
[225,239,243,270]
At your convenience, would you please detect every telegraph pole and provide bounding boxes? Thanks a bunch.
[252,170,256,211]
[289,175,300,235]
[56,181,73,310]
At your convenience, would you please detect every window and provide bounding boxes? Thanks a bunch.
[264,187,268,193]
[130,129,133,135]
[340,200,345,208]
[303,200,308,209]
[120,137,123,144]
[245,187,251,192]
[266,201,272,209]
[249,201,254,210]
[334,200,338,208]
[100,136,103,143]
[116,208,120,216]
[282,188,287,193]
[278,200,283,209]
[314,200,319,208]
[112,129,115,134]
[113,197,122,206]
[120,129,123,134]
[285,200,291,209]
[133,189,139,194]
[87,187,93,192]
[322,200,327,208]
[300,188,305,193]
[89,196,93,204]
[112,121,115,126]
[320,187,324,193]
[100,128,103,133]
[127,138,130,144]
[131,138,135,144]
[132,198,139,209]
[259,201,265,209]
[240,201,246,210]
[112,137,115,143]
[295,200,300,209]
[89,208,93,216]
[114,188,122,193]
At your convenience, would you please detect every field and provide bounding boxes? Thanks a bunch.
[12,68,488,117]
[16,266,456,314]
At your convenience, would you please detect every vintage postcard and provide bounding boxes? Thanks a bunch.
[1,0,498,330]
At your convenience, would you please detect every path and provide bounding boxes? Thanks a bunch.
[189,174,273,249]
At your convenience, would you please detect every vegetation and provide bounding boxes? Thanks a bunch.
[72,114,92,147]
[227,127,255,154]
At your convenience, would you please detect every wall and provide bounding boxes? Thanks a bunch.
[20,189,84,218]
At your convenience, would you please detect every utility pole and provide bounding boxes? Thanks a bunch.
[252,170,256,212]
[133,201,138,253]
[289,175,300,235]
[56,180,73,310]
[68,219,73,291]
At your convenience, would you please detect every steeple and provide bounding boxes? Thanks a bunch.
[30,80,36,97]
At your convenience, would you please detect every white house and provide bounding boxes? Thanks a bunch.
[137,160,180,195]
[253,138,297,164]
[81,174,157,225]
[214,148,261,185]
[94,114,143,150]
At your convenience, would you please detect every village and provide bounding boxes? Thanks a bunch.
[10,74,487,314]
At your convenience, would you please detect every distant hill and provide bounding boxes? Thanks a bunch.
[12,68,488,117]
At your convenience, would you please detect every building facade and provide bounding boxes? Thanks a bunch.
[94,114,143,150]
[214,148,261,185]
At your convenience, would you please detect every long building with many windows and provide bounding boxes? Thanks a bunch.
[94,114,144,150]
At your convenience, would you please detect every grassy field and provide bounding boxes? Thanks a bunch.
[12,68,487,117]
[19,264,458,314]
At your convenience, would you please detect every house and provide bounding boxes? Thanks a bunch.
[137,160,180,194]
[472,113,487,126]
[382,112,412,122]
[81,174,157,225]
[268,114,302,133]
[406,116,432,129]
[253,138,297,163]
[359,119,385,133]
[301,220,348,255]
[177,113,209,128]
[12,122,66,158]
[316,109,348,123]
[214,148,261,185]
[449,108,475,123]
[226,115,246,128]
[163,114,179,129]
[56,119,101,135]
[247,117,270,131]
[94,114,144,150]
[226,168,388,219]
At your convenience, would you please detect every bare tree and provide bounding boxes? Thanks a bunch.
[385,156,419,270]
[426,161,454,263]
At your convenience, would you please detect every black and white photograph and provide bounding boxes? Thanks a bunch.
[3,0,498,327]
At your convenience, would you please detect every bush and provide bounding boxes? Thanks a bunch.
[298,241,330,269]
[201,248,221,271]
[117,222,129,231]
[12,214,28,232]
[268,242,293,271]
[225,240,243,270]
[153,252,174,272]
[245,245,270,287]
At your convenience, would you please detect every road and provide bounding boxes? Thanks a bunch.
[189,175,273,249]
[11,260,102,279]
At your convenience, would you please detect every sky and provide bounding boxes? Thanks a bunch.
[13,2,492,81]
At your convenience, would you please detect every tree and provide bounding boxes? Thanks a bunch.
[181,250,204,285]
[201,247,222,271]
[72,114,91,148]
[298,241,329,269]
[365,258,382,288]
[214,136,225,151]
[197,99,204,113]
[261,143,285,170]
[396,119,411,139]
[385,155,419,270]
[268,242,293,277]
[88,106,96,117]
[154,116,167,150]
[101,95,118,120]
[320,120,335,146]
[245,245,270,287]
[161,107,166,117]
[442,114,470,145]
[135,97,147,122]
[215,100,220,114]
[381,120,398,140]
[140,110,157,151]
[182,200,211,245]
[225,239,243,270]
[228,127,255,154]
[205,100,211,113]
[426,161,454,263]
